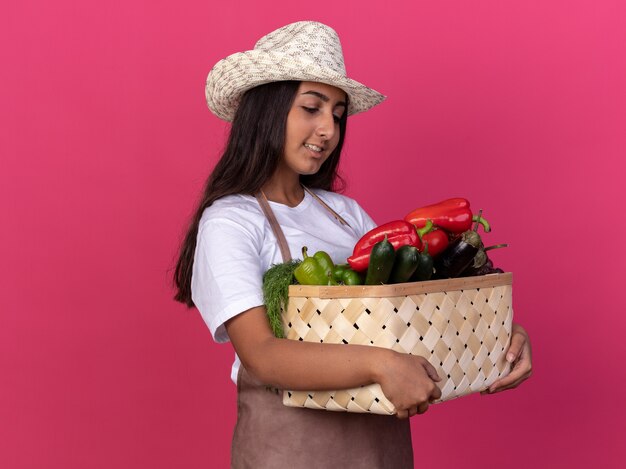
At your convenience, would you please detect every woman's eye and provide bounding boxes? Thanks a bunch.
[302,106,341,123]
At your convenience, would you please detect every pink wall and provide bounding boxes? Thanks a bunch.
[2,1,624,467]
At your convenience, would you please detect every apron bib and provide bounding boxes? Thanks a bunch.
[230,187,414,468]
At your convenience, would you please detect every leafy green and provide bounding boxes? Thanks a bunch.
[262,260,301,338]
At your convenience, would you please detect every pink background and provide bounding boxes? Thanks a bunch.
[2,1,624,468]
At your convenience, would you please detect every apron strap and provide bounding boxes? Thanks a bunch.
[302,186,351,227]
[255,190,293,263]
[254,186,353,263]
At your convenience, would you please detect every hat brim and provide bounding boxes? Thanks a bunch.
[206,50,386,122]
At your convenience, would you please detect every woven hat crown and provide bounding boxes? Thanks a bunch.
[253,22,347,76]
[205,21,385,121]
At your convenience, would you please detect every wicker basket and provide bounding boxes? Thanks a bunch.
[281,272,513,415]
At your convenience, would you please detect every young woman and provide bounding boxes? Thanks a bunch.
[174,21,532,468]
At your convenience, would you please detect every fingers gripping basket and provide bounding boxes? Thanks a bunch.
[281,272,514,415]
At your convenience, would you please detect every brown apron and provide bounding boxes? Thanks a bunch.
[230,187,413,469]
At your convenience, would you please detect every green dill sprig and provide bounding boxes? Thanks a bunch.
[262,260,301,338]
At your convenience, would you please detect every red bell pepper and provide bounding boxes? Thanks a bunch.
[404,198,490,234]
[352,220,420,255]
[348,235,416,272]
[348,220,434,272]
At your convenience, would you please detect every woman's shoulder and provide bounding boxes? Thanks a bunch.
[198,194,266,235]
[201,193,261,216]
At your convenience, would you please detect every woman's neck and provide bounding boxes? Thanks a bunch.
[261,171,304,207]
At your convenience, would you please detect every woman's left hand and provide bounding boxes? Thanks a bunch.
[482,322,533,394]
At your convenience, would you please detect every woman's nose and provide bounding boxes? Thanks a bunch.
[315,111,336,140]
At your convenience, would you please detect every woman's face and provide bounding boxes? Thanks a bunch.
[281,81,347,177]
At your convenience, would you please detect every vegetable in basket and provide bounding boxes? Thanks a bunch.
[432,210,489,279]
[388,245,420,284]
[419,228,449,258]
[262,260,301,338]
[353,220,422,255]
[461,255,505,277]
[365,236,396,285]
[332,263,350,282]
[404,197,491,235]
[348,220,433,272]
[333,264,363,285]
[294,247,336,286]
[293,249,364,286]
[342,270,363,285]
[433,232,482,279]
[410,242,434,281]
[460,243,508,277]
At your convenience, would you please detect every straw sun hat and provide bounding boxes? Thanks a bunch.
[205,21,386,122]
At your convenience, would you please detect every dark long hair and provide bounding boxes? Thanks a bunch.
[173,80,349,307]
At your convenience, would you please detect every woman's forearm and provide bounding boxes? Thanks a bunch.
[225,305,392,390]
[248,336,393,390]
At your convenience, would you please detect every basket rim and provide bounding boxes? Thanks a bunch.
[288,272,512,299]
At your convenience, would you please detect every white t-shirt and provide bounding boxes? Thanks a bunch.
[191,188,377,383]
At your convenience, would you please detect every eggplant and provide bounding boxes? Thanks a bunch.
[461,244,509,277]
[432,230,482,279]
[461,257,504,277]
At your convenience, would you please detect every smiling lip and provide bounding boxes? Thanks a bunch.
[304,143,325,158]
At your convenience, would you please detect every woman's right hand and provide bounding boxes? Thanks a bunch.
[375,351,442,419]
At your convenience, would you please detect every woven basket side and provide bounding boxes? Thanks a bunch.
[282,284,513,415]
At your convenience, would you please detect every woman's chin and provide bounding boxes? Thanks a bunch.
[297,163,323,176]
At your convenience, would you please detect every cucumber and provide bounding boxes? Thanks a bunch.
[365,236,396,285]
[410,246,434,282]
[388,245,419,284]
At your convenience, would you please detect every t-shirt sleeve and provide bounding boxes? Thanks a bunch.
[191,216,265,343]
[354,202,378,236]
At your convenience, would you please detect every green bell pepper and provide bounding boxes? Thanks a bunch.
[294,247,336,285]
[332,263,363,285]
